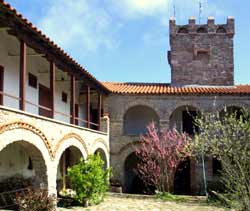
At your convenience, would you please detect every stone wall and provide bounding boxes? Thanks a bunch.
[107,93,250,194]
[0,105,110,196]
[169,17,235,86]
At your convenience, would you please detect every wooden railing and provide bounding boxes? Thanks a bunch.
[0,91,100,131]
[0,188,28,209]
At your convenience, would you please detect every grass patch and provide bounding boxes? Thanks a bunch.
[156,192,187,202]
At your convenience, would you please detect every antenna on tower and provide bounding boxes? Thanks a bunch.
[199,0,202,24]
[173,2,176,18]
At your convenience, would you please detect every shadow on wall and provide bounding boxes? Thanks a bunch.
[123,105,159,136]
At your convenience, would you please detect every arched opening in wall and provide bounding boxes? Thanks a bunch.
[219,106,243,120]
[169,106,200,136]
[124,105,159,135]
[124,152,155,194]
[197,27,207,33]
[178,27,189,34]
[94,148,107,170]
[0,141,48,207]
[216,27,227,33]
[174,158,191,195]
[56,146,83,193]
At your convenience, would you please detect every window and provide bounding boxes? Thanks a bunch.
[195,50,210,63]
[28,73,37,88]
[62,92,67,103]
[216,27,226,33]
[178,27,189,34]
[197,27,207,33]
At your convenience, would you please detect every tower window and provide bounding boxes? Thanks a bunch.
[194,49,210,63]
[178,27,189,34]
[197,27,207,33]
[216,27,227,33]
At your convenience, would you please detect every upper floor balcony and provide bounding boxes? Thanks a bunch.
[0,3,109,132]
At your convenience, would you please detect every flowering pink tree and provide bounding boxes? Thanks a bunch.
[135,122,191,193]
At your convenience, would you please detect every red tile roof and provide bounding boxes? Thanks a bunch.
[0,0,108,92]
[102,82,250,95]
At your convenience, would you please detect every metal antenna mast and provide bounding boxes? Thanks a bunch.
[199,0,202,24]
[173,0,176,17]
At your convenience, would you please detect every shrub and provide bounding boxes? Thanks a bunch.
[16,188,56,211]
[67,154,111,206]
[193,109,250,210]
[135,122,191,193]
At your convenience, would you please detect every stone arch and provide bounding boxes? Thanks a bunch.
[216,26,227,33]
[56,145,84,193]
[178,27,189,34]
[122,101,161,120]
[94,148,108,170]
[117,141,141,187]
[169,105,201,135]
[215,103,247,114]
[197,27,207,33]
[91,138,109,168]
[54,133,88,165]
[219,105,244,120]
[54,133,87,193]
[0,122,52,160]
[0,140,49,192]
[123,152,146,194]
[123,105,159,135]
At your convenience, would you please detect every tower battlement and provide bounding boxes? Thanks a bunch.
[168,17,235,86]
[170,16,234,36]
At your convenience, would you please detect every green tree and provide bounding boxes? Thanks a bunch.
[193,109,250,210]
[67,154,111,206]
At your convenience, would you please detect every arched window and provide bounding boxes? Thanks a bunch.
[124,105,159,135]
[216,27,227,33]
[219,106,243,120]
[197,27,207,33]
[178,27,188,34]
[169,106,200,135]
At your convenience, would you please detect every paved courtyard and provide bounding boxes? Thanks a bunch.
[57,194,228,211]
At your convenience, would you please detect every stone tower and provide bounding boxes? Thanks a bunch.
[168,17,235,86]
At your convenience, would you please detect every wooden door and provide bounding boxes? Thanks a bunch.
[91,108,98,130]
[39,84,51,118]
[0,66,3,105]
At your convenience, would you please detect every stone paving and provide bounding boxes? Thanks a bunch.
[57,194,228,211]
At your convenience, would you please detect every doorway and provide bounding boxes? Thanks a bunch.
[39,84,52,118]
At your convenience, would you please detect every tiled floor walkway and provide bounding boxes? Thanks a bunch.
[57,194,228,211]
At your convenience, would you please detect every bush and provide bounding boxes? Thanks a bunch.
[193,110,250,210]
[67,154,111,206]
[16,188,56,211]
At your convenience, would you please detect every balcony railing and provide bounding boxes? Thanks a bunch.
[0,90,101,131]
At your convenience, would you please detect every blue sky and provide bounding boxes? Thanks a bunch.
[6,0,250,84]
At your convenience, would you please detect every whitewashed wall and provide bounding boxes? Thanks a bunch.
[0,30,88,125]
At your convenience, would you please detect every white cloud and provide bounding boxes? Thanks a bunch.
[37,0,227,55]
[38,0,119,54]
[118,0,169,17]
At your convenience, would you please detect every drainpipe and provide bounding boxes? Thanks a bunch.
[201,152,208,196]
